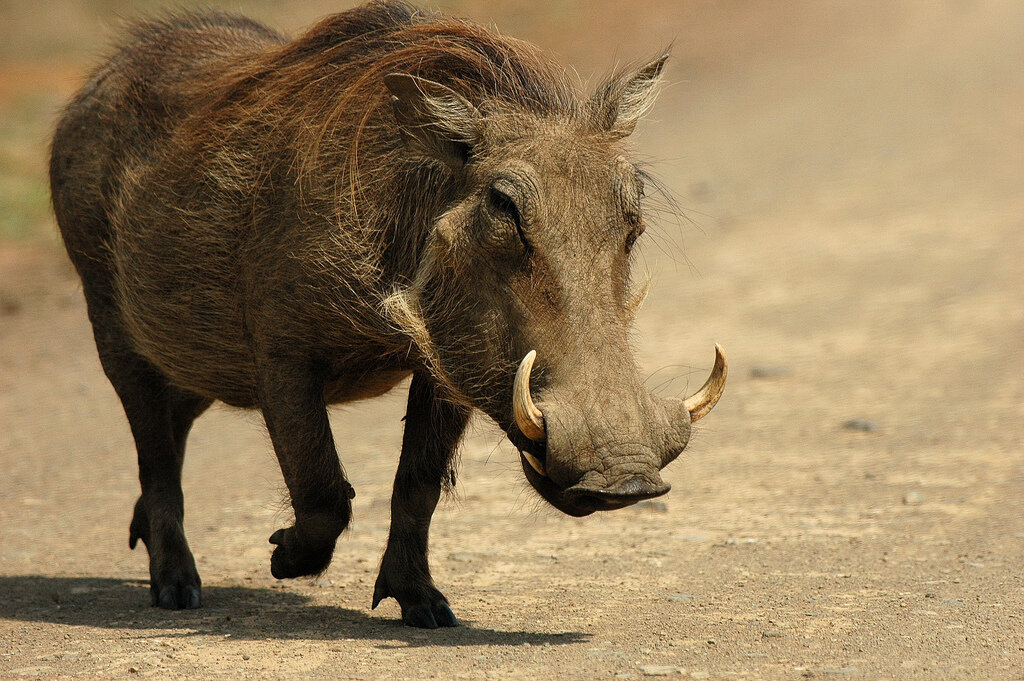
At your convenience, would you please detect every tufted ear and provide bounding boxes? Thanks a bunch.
[383,73,482,168]
[591,52,669,137]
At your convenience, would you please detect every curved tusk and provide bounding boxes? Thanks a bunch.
[521,450,547,476]
[513,350,546,441]
[682,344,728,422]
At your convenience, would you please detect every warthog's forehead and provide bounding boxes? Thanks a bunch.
[474,112,639,169]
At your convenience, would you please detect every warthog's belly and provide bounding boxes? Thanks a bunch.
[323,370,412,405]
[109,221,261,406]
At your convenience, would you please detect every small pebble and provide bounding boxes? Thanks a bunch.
[667,593,697,602]
[903,490,924,505]
[750,365,791,378]
[724,537,758,545]
[843,419,877,432]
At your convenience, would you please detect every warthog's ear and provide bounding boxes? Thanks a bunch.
[591,52,669,137]
[384,73,482,168]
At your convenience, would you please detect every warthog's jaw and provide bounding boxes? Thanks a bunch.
[511,345,728,517]
[519,453,671,516]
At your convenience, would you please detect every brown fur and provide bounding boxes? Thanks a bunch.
[50,1,688,627]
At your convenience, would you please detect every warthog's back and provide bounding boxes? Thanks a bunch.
[51,11,287,254]
[51,13,292,405]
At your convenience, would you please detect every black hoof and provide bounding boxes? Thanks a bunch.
[268,526,334,579]
[404,604,440,629]
[399,599,457,629]
[432,601,458,628]
[150,568,202,610]
[154,582,201,610]
[132,498,201,609]
[372,573,458,628]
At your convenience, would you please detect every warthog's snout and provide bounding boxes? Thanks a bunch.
[512,345,727,516]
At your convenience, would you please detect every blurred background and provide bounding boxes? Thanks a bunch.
[1,1,1022,678]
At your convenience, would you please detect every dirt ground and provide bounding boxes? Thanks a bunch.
[1,1,1023,679]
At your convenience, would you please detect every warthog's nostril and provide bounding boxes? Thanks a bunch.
[564,476,671,510]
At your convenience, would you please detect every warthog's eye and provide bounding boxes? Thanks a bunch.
[625,224,644,252]
[487,183,528,250]
[621,169,645,232]
[624,181,645,253]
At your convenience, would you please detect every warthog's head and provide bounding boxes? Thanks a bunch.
[384,53,726,516]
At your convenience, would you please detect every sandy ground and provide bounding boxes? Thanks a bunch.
[1,1,1023,679]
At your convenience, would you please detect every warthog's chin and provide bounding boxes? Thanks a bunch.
[518,452,671,517]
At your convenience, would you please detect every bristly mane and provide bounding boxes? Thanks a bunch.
[272,0,579,114]
[207,0,582,191]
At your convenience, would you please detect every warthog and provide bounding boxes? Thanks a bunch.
[49,0,726,627]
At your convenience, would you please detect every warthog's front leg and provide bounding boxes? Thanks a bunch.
[258,359,354,579]
[373,372,470,628]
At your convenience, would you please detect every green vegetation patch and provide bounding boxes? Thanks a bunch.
[0,90,59,242]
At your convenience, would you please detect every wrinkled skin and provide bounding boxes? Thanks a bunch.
[48,1,722,628]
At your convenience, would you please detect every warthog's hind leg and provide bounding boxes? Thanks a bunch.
[89,302,211,609]
[373,372,471,628]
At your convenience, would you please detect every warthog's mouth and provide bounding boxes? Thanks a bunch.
[518,449,672,517]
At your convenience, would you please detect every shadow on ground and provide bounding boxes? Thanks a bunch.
[0,576,587,648]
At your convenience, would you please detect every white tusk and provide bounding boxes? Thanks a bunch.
[521,450,547,476]
[513,350,546,441]
[682,344,728,422]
